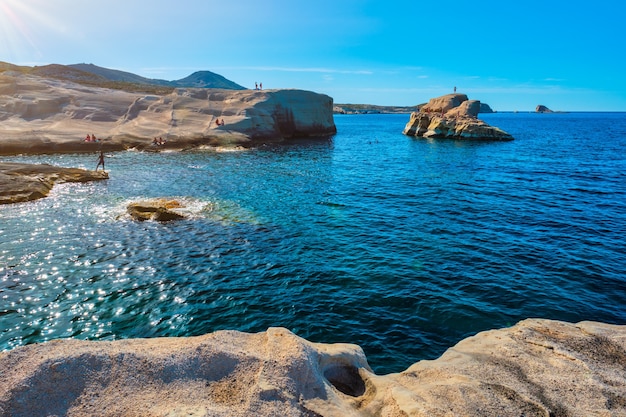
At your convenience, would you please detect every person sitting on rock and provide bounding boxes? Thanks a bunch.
[85,134,91,142]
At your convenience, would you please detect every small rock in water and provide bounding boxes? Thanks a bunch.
[127,198,186,221]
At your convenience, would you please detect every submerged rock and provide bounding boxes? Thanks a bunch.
[403,93,513,141]
[127,198,187,221]
[0,162,108,204]
[0,319,624,416]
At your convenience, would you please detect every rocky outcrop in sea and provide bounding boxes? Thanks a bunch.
[0,319,624,416]
[536,104,554,113]
[403,94,513,141]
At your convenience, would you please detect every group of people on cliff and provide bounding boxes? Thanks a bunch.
[84,134,99,142]
[152,137,167,146]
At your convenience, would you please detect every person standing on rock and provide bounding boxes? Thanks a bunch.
[96,150,105,172]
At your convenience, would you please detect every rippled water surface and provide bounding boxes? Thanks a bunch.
[1,112,625,373]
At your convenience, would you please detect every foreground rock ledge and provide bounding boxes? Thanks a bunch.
[0,162,108,204]
[1,319,624,416]
[403,93,513,141]
[0,73,336,155]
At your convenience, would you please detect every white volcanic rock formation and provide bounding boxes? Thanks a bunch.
[0,73,336,155]
[403,93,513,140]
[1,319,624,416]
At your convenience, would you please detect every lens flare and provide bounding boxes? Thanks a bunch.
[0,0,39,60]
[0,0,66,62]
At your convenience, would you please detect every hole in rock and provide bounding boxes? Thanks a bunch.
[323,364,366,397]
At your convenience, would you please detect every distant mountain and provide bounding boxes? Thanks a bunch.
[0,61,246,92]
[68,63,171,86]
[69,63,246,90]
[0,61,107,84]
[31,64,106,84]
[172,71,246,90]
[0,61,30,73]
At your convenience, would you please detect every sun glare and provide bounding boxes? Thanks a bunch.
[0,0,67,62]
[0,0,39,60]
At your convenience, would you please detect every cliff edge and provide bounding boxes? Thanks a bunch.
[0,73,336,155]
[1,319,624,416]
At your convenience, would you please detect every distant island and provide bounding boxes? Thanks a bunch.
[334,102,495,114]
[536,104,555,113]
[333,104,418,114]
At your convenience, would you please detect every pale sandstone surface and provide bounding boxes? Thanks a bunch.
[1,319,624,416]
[0,73,336,155]
[403,94,513,140]
[0,162,108,204]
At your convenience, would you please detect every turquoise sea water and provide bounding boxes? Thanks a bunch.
[1,112,625,373]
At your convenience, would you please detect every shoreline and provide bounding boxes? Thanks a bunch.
[0,136,252,157]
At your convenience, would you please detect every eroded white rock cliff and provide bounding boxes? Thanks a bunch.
[0,73,336,155]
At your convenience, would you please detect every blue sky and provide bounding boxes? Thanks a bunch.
[1,0,625,111]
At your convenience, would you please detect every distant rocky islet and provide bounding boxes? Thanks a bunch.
[536,104,554,113]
